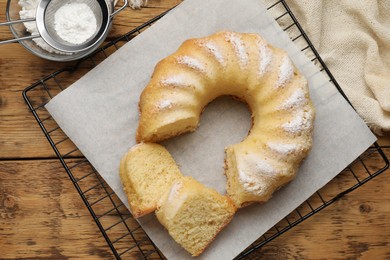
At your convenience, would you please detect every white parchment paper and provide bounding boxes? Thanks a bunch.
[45,0,376,259]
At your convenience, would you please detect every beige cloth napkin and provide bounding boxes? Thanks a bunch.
[275,0,390,134]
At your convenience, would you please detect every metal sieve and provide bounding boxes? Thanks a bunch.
[0,0,128,53]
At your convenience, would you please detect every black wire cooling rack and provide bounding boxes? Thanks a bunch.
[22,0,389,259]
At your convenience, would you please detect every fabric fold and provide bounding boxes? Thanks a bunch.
[285,0,390,134]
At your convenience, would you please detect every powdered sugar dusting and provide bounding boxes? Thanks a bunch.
[177,56,206,73]
[161,75,190,87]
[167,181,183,202]
[249,157,277,175]
[267,142,299,155]
[258,41,273,76]
[225,32,248,68]
[237,169,265,194]
[277,56,294,87]
[198,40,225,65]
[279,88,307,110]
[157,100,173,110]
[282,110,313,134]
[237,154,279,194]
[163,180,188,219]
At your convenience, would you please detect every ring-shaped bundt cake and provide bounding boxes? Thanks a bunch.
[136,31,315,208]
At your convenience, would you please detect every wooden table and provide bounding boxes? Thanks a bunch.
[1,0,390,259]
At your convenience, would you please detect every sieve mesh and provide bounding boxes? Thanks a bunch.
[44,0,104,47]
[36,0,110,53]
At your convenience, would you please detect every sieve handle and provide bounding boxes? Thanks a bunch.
[0,34,41,45]
[0,18,39,45]
[111,0,129,18]
[0,18,36,26]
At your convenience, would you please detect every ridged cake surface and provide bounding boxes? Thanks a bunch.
[136,31,315,208]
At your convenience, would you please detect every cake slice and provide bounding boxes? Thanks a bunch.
[156,176,236,256]
[119,143,182,218]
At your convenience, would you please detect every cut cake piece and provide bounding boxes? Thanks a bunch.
[119,143,182,218]
[155,176,236,256]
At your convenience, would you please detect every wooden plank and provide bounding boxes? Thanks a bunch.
[0,159,112,259]
[0,159,161,259]
[1,150,389,259]
[378,132,390,147]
